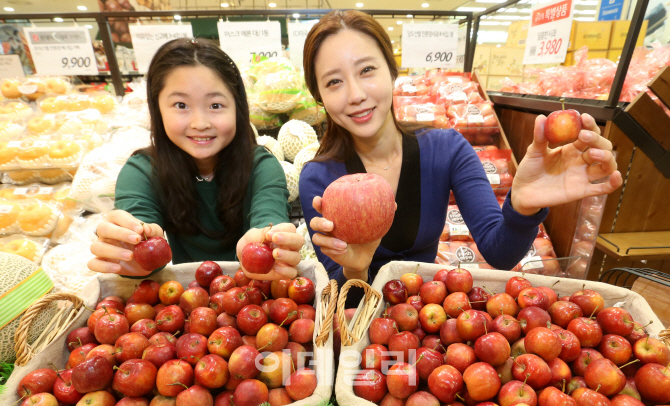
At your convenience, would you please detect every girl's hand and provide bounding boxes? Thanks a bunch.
[511,113,623,216]
[88,210,165,277]
[238,222,304,281]
[308,196,382,281]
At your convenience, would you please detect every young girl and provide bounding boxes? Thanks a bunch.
[299,11,622,306]
[88,38,304,279]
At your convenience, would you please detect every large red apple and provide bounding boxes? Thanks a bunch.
[635,362,670,404]
[596,307,634,336]
[633,336,670,365]
[17,368,58,398]
[353,368,387,403]
[426,365,463,403]
[463,362,501,401]
[321,173,395,244]
[544,109,582,145]
[511,354,551,390]
[584,358,626,396]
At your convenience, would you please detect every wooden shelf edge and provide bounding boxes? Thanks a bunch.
[596,231,670,260]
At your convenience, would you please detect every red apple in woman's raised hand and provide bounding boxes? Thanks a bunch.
[134,231,172,272]
[241,225,275,274]
[544,103,582,145]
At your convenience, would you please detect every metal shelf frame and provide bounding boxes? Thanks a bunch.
[1,8,475,98]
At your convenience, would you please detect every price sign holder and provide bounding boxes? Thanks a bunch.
[0,55,26,79]
[401,23,459,69]
[23,26,98,76]
[217,21,282,65]
[129,24,194,74]
[523,0,575,65]
[288,20,319,71]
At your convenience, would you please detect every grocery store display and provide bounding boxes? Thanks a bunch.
[1,260,334,406]
[278,120,318,163]
[335,261,669,406]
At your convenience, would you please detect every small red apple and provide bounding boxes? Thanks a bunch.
[241,239,275,274]
[134,234,172,271]
[544,108,582,145]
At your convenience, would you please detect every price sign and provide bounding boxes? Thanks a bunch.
[23,27,98,75]
[523,0,575,65]
[288,20,319,70]
[129,24,194,73]
[217,21,282,65]
[0,55,26,79]
[401,23,459,69]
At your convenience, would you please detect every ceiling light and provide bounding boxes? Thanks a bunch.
[77,5,87,10]
[422,3,429,7]
[457,6,486,11]
[575,9,597,14]
[391,40,395,43]
[500,21,512,25]
[54,17,64,22]
[221,2,229,6]
[293,13,300,17]
[3,7,14,11]
[356,3,364,7]
[407,14,413,17]
[519,8,532,12]
[388,27,394,30]
[475,0,506,2]
[480,21,501,25]
[496,44,501,47]
[174,15,181,20]
[574,16,595,21]
[397,21,403,24]
[577,0,599,4]
[85,24,93,28]
[268,2,276,7]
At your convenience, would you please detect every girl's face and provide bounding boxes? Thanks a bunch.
[315,29,395,140]
[158,65,237,173]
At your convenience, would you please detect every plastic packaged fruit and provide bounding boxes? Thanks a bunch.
[1,79,22,99]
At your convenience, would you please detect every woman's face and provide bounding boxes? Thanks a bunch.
[314,29,395,140]
[158,65,237,173]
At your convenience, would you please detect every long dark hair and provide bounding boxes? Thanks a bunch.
[303,10,411,163]
[142,37,256,243]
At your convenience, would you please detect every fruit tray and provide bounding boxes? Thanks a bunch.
[1,260,336,406]
[334,261,669,406]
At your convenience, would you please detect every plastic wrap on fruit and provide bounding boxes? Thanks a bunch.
[247,56,297,81]
[254,70,304,113]
[393,75,430,96]
[432,80,483,107]
[477,149,514,191]
[289,92,326,126]
[395,103,446,126]
[499,77,520,93]
[444,205,473,242]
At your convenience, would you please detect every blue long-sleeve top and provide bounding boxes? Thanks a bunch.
[299,129,549,307]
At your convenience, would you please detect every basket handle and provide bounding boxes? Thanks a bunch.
[14,293,84,366]
[336,279,382,347]
[315,279,338,347]
[661,327,670,350]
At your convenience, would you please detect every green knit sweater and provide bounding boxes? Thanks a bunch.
[115,146,291,268]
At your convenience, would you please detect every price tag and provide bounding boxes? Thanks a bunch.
[449,224,470,236]
[23,27,98,75]
[0,205,14,214]
[401,23,459,69]
[402,84,418,93]
[460,263,480,270]
[416,113,435,122]
[487,174,501,185]
[520,256,544,270]
[12,188,28,195]
[217,21,282,65]
[0,55,26,79]
[451,92,468,101]
[7,141,22,148]
[129,24,194,74]
[38,187,53,194]
[523,0,575,65]
[448,77,463,83]
[287,20,318,70]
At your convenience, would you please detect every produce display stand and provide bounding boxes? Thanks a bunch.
[464,0,670,280]
[334,261,670,406]
[1,260,337,406]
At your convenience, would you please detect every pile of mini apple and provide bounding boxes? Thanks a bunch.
[353,266,670,406]
[15,261,319,406]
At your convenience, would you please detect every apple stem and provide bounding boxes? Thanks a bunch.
[83,305,95,312]
[410,354,424,368]
[589,307,598,319]
[562,378,566,393]
[560,97,566,111]
[551,280,560,289]
[484,323,488,335]
[513,358,522,368]
[260,223,273,245]
[279,311,297,327]
[618,359,640,369]
[11,393,27,406]
[456,394,464,401]
[582,284,586,291]
[167,382,189,390]
[641,320,654,329]
[482,285,495,296]
[411,263,420,275]
[140,221,148,241]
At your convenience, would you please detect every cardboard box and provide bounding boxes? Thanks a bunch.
[487,75,523,91]
[607,48,622,62]
[569,21,613,51]
[489,47,526,76]
[563,50,608,66]
[610,20,648,49]
[472,45,492,75]
[506,21,531,48]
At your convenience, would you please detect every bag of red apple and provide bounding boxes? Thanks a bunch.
[394,101,450,129]
[1,260,335,406]
[431,80,484,107]
[450,102,500,145]
[334,260,667,406]
[476,149,513,192]
[442,205,473,242]
[393,76,430,97]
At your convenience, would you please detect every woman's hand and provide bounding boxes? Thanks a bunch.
[308,196,381,281]
[88,210,165,277]
[238,222,304,281]
[511,113,623,216]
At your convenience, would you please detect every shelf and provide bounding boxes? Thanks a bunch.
[488,92,625,122]
[596,231,670,260]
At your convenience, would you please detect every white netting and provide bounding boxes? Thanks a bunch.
[256,135,284,161]
[69,126,151,213]
[297,221,316,261]
[293,141,319,175]
[280,161,299,203]
[278,120,317,162]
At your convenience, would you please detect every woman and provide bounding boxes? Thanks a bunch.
[88,38,303,279]
[299,11,622,306]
